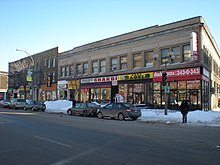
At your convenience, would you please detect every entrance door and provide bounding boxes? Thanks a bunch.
[134,92,144,104]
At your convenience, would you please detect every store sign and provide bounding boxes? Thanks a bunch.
[154,67,201,82]
[68,80,79,89]
[57,80,68,90]
[81,76,117,83]
[190,32,198,62]
[118,72,153,81]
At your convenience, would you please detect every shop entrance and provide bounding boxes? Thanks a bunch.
[134,92,144,104]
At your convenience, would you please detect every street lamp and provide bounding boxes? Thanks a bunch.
[16,49,34,66]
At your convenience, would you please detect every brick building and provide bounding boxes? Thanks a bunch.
[0,71,8,99]
[58,16,220,110]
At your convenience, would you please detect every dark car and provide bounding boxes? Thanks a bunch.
[32,101,46,111]
[0,99,11,108]
[97,102,142,121]
[67,102,99,117]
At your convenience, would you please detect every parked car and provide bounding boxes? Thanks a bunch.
[8,98,27,109]
[23,100,35,111]
[67,102,100,117]
[0,99,11,108]
[97,102,142,121]
[32,101,46,111]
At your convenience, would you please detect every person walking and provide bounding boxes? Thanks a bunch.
[180,100,189,123]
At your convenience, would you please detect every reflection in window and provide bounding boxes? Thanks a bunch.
[145,51,154,67]
[92,61,98,74]
[100,60,106,73]
[111,58,117,71]
[171,47,181,63]
[120,56,127,70]
[183,45,191,62]
[161,48,170,64]
[83,63,88,75]
[134,53,142,68]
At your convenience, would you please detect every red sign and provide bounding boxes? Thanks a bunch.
[154,67,201,82]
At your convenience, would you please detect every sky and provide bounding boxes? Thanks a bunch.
[0,0,220,72]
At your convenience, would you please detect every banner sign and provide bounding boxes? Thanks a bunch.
[118,72,153,81]
[81,76,117,83]
[154,67,201,82]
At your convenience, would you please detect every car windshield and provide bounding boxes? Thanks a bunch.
[17,99,26,102]
[87,103,99,108]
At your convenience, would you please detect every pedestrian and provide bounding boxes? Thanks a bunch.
[180,100,189,123]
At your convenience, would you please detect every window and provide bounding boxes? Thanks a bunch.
[120,56,127,70]
[52,72,55,82]
[183,45,191,62]
[52,58,56,67]
[111,58,117,71]
[92,61,98,74]
[48,58,51,68]
[145,51,154,67]
[61,66,65,77]
[161,48,170,64]
[171,46,181,63]
[44,59,47,67]
[83,63,88,75]
[100,60,106,73]
[77,64,82,76]
[66,66,69,76]
[133,53,142,68]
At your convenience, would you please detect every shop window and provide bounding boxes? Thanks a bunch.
[145,51,154,67]
[187,80,200,89]
[171,46,181,63]
[120,56,127,70]
[92,61,98,74]
[183,45,191,62]
[170,82,177,89]
[133,53,142,68]
[77,64,82,76]
[100,60,106,73]
[111,58,117,71]
[178,81,187,90]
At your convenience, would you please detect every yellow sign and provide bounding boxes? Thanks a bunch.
[26,75,32,81]
[68,80,79,89]
[118,72,153,81]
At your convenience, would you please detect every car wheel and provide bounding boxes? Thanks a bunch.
[118,113,124,121]
[131,117,138,121]
[97,112,103,119]
[67,109,72,116]
[83,110,88,117]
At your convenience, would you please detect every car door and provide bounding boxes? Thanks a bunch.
[102,103,114,117]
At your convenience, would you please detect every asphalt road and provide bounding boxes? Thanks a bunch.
[0,108,220,165]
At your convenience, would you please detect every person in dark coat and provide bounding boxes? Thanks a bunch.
[180,100,189,123]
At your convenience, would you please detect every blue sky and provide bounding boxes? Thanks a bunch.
[0,0,220,72]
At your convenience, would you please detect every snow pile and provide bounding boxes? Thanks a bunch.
[44,100,220,126]
[45,100,72,113]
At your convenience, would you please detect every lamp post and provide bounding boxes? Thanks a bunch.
[16,49,35,100]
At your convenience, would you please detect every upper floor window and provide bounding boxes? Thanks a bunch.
[66,66,70,76]
[183,45,191,62]
[77,64,82,76]
[52,72,55,82]
[145,51,154,68]
[111,58,117,71]
[92,61,98,74]
[120,56,127,70]
[83,63,88,75]
[100,60,106,73]
[48,58,51,68]
[52,57,56,67]
[133,53,142,68]
[171,46,181,63]
[161,48,170,64]
[61,66,65,77]
[44,59,47,67]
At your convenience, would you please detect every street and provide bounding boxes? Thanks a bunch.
[0,108,220,165]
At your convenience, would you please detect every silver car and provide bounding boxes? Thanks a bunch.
[97,102,141,121]
[8,98,27,109]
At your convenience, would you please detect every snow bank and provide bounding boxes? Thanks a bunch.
[45,100,72,114]
[44,100,220,126]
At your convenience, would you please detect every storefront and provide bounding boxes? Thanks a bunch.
[80,76,117,102]
[40,84,57,101]
[68,80,80,101]
[57,80,68,100]
[153,67,209,110]
[117,72,154,105]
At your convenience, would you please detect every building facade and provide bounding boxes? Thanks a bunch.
[58,16,220,110]
[8,47,58,101]
[0,71,8,99]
